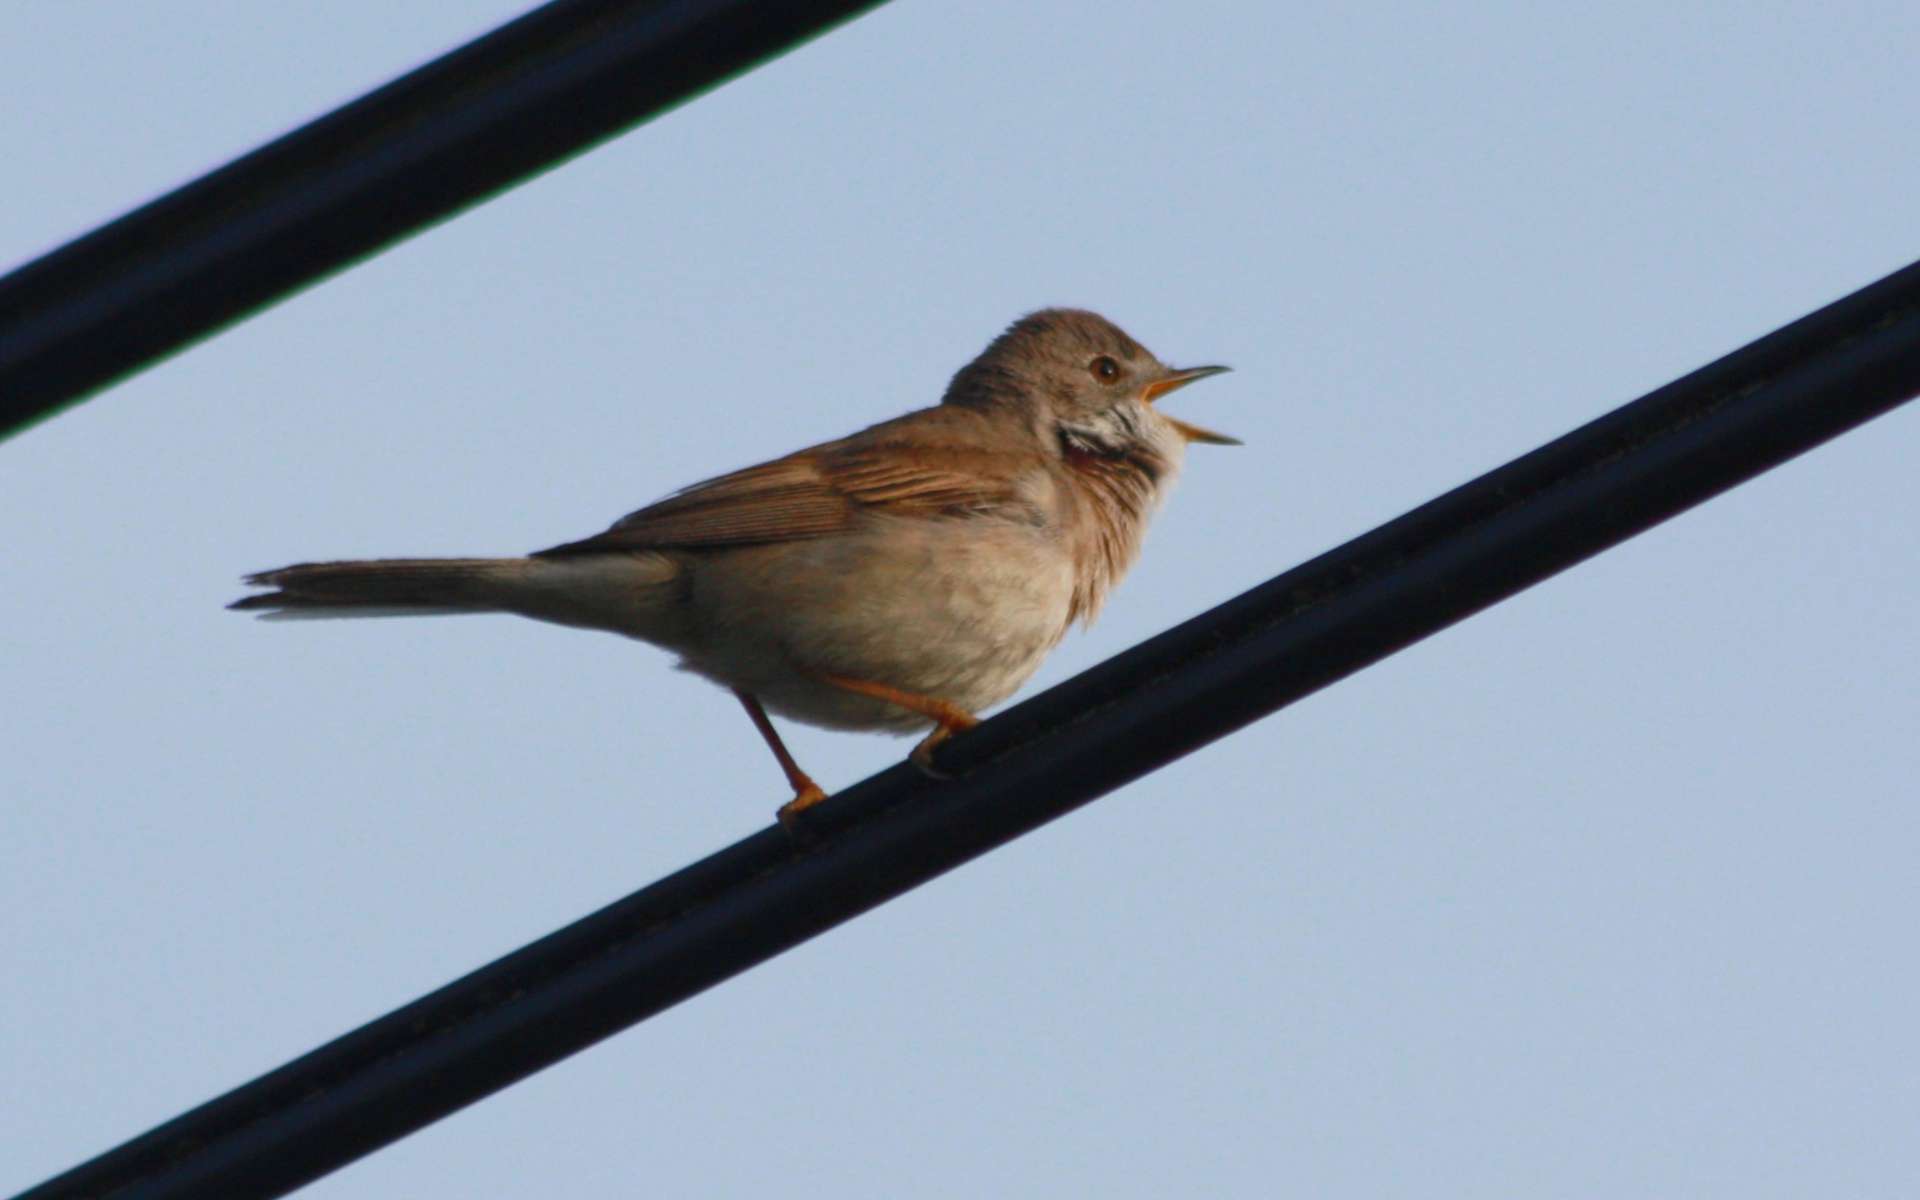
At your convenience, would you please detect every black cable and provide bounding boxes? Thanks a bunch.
[17,258,1920,1200]
[0,0,890,442]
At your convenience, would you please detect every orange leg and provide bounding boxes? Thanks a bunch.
[734,690,828,827]
[819,674,981,774]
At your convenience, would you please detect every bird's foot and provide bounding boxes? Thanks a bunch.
[908,713,981,779]
[776,781,830,830]
[816,673,982,779]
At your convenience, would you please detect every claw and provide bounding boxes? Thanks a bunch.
[907,714,980,778]
[776,782,830,829]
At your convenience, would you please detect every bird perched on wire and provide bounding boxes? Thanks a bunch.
[232,309,1235,825]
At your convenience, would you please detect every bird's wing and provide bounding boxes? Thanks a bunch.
[533,455,850,555]
[825,440,1041,520]
[533,412,1044,557]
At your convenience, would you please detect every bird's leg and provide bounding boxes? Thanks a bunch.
[733,690,828,826]
[819,674,981,775]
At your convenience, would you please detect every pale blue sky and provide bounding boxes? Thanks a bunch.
[4,3,1918,1196]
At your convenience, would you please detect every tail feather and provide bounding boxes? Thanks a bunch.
[230,559,521,613]
[230,552,684,639]
[253,605,474,621]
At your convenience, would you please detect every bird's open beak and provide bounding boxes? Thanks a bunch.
[1142,364,1238,445]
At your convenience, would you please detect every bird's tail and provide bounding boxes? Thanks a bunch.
[229,552,683,636]
[229,558,532,617]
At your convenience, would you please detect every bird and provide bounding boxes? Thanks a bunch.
[231,309,1235,826]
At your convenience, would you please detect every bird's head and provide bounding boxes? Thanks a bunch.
[943,308,1235,477]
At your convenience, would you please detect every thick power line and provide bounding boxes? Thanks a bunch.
[0,0,890,441]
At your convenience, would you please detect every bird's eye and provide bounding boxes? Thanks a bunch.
[1090,355,1121,383]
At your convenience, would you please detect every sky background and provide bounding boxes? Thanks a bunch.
[4,2,1919,1196]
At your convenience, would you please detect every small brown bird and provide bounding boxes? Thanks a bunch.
[232,310,1234,824]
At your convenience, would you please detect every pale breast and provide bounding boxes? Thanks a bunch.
[671,514,1078,732]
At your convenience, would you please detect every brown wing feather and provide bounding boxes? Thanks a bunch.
[534,456,850,555]
[535,409,1044,557]
[828,444,1036,517]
